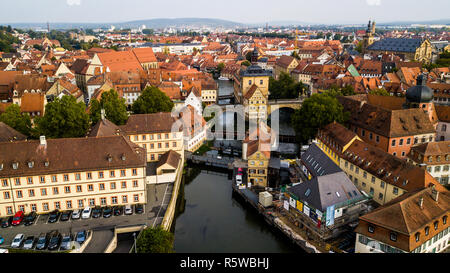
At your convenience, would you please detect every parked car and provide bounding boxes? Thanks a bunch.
[47,232,62,251]
[71,209,81,220]
[35,233,50,250]
[0,236,4,245]
[1,216,13,228]
[10,233,25,248]
[47,210,60,223]
[60,211,72,222]
[102,207,113,218]
[113,206,123,216]
[135,204,144,214]
[81,207,92,219]
[124,205,133,215]
[23,211,37,226]
[91,206,102,218]
[75,230,87,245]
[60,234,74,251]
[11,211,25,226]
[23,236,36,250]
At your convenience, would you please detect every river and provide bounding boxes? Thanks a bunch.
[172,167,303,253]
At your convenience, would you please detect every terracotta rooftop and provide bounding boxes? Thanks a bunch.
[0,122,26,142]
[120,112,181,135]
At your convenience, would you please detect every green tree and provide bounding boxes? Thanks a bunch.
[291,51,300,60]
[369,88,391,96]
[142,29,154,35]
[136,227,174,253]
[241,60,251,66]
[35,95,90,138]
[292,93,350,144]
[327,84,355,97]
[0,104,32,136]
[355,41,363,54]
[217,62,225,74]
[89,89,128,125]
[269,72,306,99]
[132,86,174,114]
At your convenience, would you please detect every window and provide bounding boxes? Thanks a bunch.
[165,133,169,139]
[134,194,139,202]
[368,225,375,233]
[158,143,162,148]
[120,170,126,177]
[63,174,69,182]
[305,188,311,197]
[6,207,12,215]
[64,186,70,193]
[27,177,33,184]
[3,192,10,199]
[393,187,399,195]
[51,175,57,182]
[435,166,441,172]
[157,134,161,140]
[121,181,127,189]
[111,197,118,204]
[15,178,20,186]
[173,142,177,147]
[165,142,169,148]
[43,203,49,211]
[78,200,84,208]
[434,221,439,230]
[41,188,47,196]
[110,170,115,178]
[444,216,448,225]
[376,135,380,143]
[425,226,430,236]
[54,202,60,210]
[67,201,73,209]
[392,140,396,147]
[111,182,116,190]
[87,172,92,180]
[151,154,155,161]
[372,176,376,183]
[2,179,8,187]
[390,233,397,242]
[88,199,95,206]
[363,171,367,178]
[378,193,383,200]
[133,180,138,188]
[31,204,37,211]
[53,187,59,195]
[16,190,23,198]
[99,184,105,190]
[132,169,137,176]
[406,138,411,145]
[122,195,128,203]
[88,184,94,191]
[75,173,81,180]
[442,124,447,132]
[380,181,385,188]
[98,172,104,179]
[101,198,107,205]
[415,232,420,242]
[29,189,35,197]
[76,185,82,192]
[370,187,374,195]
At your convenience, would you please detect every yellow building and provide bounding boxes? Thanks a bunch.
[234,49,271,104]
[274,55,299,80]
[243,123,273,188]
[119,113,185,162]
[367,38,433,63]
[201,80,218,106]
[316,122,361,165]
[340,139,446,205]
[0,136,147,216]
[243,84,268,120]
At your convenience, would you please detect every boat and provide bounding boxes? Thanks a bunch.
[218,76,229,81]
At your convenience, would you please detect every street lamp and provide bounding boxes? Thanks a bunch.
[133,232,137,254]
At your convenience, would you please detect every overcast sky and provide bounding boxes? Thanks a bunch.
[2,0,449,24]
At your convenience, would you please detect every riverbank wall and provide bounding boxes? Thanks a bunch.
[231,183,321,253]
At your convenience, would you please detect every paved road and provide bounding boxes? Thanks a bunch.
[0,183,172,252]
[83,229,115,253]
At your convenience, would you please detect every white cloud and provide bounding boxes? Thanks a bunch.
[366,0,381,6]
[67,0,81,6]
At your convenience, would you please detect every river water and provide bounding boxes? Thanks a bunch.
[172,167,303,253]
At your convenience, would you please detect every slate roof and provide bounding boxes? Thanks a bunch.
[288,171,363,212]
[368,38,424,53]
[301,143,342,177]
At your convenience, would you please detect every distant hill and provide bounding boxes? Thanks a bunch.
[120,18,244,28]
[379,19,450,26]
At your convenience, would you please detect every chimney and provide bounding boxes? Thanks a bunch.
[40,136,47,146]
[242,142,248,160]
[101,108,105,121]
[431,185,439,203]
[419,197,424,209]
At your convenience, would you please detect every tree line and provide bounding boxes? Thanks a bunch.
[0,86,174,139]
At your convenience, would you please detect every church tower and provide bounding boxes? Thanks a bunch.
[362,20,375,53]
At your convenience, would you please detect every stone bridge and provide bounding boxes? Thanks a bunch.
[267,98,304,115]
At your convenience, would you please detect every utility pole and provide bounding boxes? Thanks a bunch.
[133,232,137,253]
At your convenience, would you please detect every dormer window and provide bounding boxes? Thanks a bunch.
[28,161,34,168]
[44,161,49,167]
[107,154,113,162]
[415,232,420,242]
[12,162,18,169]
[434,221,439,230]
[390,232,397,242]
[425,226,430,236]
[121,154,126,161]
[368,225,375,233]
[443,216,447,225]
[0,163,3,170]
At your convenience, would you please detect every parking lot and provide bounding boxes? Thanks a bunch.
[0,183,172,252]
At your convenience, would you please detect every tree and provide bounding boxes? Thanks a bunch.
[355,41,363,54]
[217,62,225,74]
[89,89,128,125]
[241,60,251,67]
[269,72,306,99]
[142,29,154,35]
[292,92,350,145]
[327,84,355,97]
[35,95,90,138]
[136,227,174,253]
[0,104,33,136]
[291,51,300,60]
[369,88,391,96]
[132,86,174,114]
